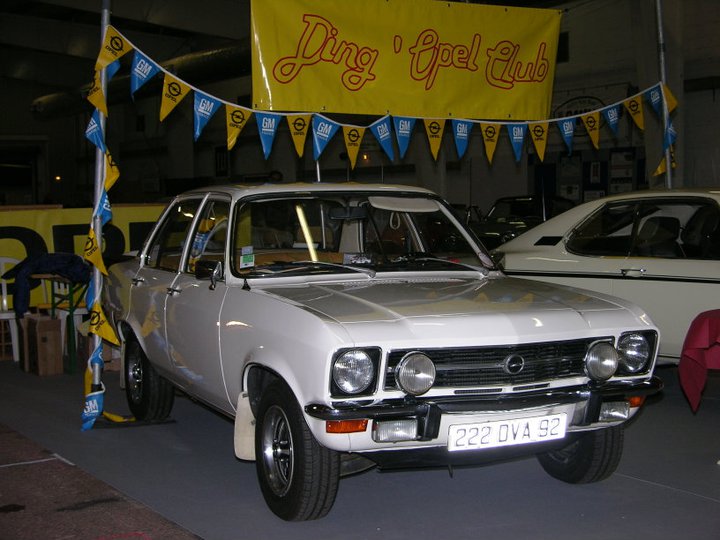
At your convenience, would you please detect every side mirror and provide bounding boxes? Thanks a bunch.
[195,259,223,290]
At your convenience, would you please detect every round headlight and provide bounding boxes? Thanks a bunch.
[395,352,436,396]
[333,350,374,394]
[617,333,650,373]
[585,342,619,381]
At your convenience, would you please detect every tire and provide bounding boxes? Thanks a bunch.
[124,335,174,421]
[537,425,624,484]
[255,381,340,521]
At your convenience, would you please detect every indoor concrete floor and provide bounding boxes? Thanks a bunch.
[0,360,718,540]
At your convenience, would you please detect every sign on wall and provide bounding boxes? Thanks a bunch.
[251,0,562,120]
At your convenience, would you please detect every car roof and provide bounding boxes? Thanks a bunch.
[584,188,720,204]
[182,182,437,199]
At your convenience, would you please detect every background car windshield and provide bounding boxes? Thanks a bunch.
[230,193,488,276]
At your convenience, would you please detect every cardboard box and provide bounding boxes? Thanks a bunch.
[25,315,63,376]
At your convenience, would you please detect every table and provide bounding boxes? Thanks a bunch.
[32,273,88,374]
[678,309,720,411]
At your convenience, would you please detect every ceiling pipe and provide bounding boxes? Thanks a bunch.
[30,38,252,119]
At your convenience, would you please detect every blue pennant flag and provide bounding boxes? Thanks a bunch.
[664,119,677,151]
[193,91,222,141]
[370,116,395,161]
[106,59,121,81]
[451,120,473,159]
[96,189,112,226]
[646,84,663,116]
[81,382,104,431]
[393,117,416,159]
[85,109,106,153]
[130,50,160,97]
[507,123,527,163]
[255,112,282,159]
[85,275,97,308]
[312,115,341,160]
[557,117,576,155]
[601,104,621,135]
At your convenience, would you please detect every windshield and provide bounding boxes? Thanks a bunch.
[230,192,492,277]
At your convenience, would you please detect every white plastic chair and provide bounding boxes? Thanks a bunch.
[0,257,20,362]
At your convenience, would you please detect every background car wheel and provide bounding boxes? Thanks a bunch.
[537,425,624,483]
[124,335,174,422]
[255,381,340,521]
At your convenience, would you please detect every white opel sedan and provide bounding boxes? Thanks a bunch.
[493,189,720,364]
[103,183,662,521]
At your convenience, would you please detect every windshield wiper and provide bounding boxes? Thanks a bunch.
[244,260,375,278]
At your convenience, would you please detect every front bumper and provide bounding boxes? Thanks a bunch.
[304,377,663,455]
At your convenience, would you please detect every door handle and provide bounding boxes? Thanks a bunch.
[621,268,646,277]
[166,286,181,296]
[131,277,145,285]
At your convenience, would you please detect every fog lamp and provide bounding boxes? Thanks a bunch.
[585,342,619,381]
[395,352,436,395]
[372,419,418,443]
[599,401,630,422]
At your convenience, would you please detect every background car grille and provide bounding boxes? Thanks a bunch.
[384,338,603,390]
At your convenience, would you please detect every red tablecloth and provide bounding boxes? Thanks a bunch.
[678,309,720,411]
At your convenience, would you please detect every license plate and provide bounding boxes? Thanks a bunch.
[448,413,567,452]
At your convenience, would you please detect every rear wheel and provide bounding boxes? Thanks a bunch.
[537,425,624,483]
[124,335,174,421]
[255,381,340,521]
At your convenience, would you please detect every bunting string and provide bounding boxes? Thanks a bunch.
[86,25,678,171]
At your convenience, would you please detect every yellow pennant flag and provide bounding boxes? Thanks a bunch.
[480,123,501,164]
[423,119,446,161]
[96,25,132,70]
[287,114,312,157]
[160,73,191,122]
[663,84,678,113]
[226,105,253,151]
[580,111,601,150]
[528,122,549,162]
[89,301,120,345]
[652,147,677,176]
[87,70,108,116]
[84,227,108,275]
[624,96,644,130]
[342,126,366,169]
[104,152,119,191]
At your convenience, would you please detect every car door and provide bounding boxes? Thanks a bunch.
[130,196,204,376]
[566,196,720,361]
[164,196,232,409]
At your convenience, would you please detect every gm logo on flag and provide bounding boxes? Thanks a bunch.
[261,116,276,135]
[197,97,216,120]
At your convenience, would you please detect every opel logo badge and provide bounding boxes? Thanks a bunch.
[503,354,525,375]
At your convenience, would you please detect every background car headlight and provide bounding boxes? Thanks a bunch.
[332,350,375,394]
[617,333,650,373]
[395,352,436,395]
[585,341,619,381]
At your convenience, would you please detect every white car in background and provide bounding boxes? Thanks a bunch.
[103,182,662,521]
[493,189,720,364]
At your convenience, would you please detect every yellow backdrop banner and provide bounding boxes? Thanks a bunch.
[251,0,561,120]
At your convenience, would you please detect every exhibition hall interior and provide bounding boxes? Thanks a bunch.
[1,1,719,539]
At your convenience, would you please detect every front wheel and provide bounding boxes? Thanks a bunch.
[255,381,340,521]
[124,335,174,421]
[537,425,624,484]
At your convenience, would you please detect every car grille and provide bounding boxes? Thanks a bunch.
[384,338,604,391]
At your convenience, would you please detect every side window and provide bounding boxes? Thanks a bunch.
[185,199,231,273]
[679,203,720,260]
[566,202,637,256]
[145,199,202,272]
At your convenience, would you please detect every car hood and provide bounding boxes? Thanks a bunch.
[260,275,646,344]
